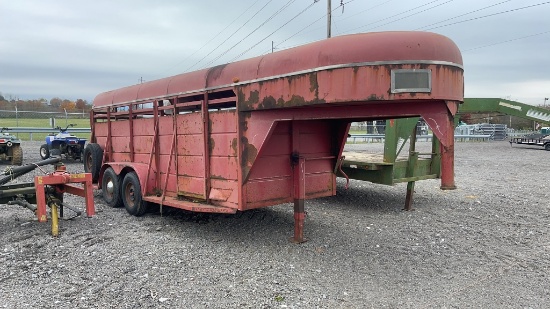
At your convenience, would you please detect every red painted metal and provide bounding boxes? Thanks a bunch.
[93,32,462,108]
[90,31,464,238]
[34,165,94,223]
[291,156,306,243]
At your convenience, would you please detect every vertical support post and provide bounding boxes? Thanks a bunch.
[383,119,398,163]
[34,179,47,222]
[83,173,95,217]
[202,93,211,203]
[291,155,306,243]
[290,121,306,243]
[89,110,96,143]
[327,0,332,38]
[431,133,441,177]
[440,112,456,190]
[129,103,135,162]
[106,109,112,163]
[154,100,161,190]
[404,126,418,211]
[51,202,59,237]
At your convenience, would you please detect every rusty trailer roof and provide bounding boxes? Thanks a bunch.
[93,31,463,108]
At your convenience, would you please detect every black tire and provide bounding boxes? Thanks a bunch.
[10,145,23,166]
[84,143,103,182]
[39,144,50,160]
[122,172,147,216]
[102,167,123,208]
[545,143,550,151]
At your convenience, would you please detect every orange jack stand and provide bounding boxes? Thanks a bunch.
[34,165,95,223]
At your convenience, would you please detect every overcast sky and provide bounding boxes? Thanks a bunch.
[1,0,549,106]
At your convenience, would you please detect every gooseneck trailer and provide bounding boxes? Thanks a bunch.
[85,31,464,241]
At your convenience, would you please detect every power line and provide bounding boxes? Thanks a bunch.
[200,0,297,69]
[462,30,550,52]
[185,0,275,72]
[423,1,550,31]
[230,1,320,62]
[333,0,395,25]
[342,0,455,33]
[160,0,263,75]
[267,0,355,54]
[414,0,514,30]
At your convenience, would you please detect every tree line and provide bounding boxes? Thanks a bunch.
[0,92,92,112]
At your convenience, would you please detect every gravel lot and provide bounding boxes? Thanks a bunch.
[1,141,549,308]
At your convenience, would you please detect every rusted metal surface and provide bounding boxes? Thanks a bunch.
[90,31,464,239]
[92,31,462,109]
[34,165,94,223]
[291,155,306,243]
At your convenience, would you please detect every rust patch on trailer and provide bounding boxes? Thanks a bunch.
[206,64,228,82]
[309,73,319,96]
[210,174,227,180]
[367,94,385,101]
[289,95,307,106]
[240,136,258,177]
[259,96,277,109]
[237,89,260,110]
[209,137,215,153]
[231,138,238,156]
[239,112,251,132]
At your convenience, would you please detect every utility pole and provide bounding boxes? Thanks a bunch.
[327,0,332,38]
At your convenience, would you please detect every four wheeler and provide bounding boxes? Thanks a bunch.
[40,124,87,160]
[0,127,23,165]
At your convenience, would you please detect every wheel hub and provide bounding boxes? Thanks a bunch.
[106,180,114,194]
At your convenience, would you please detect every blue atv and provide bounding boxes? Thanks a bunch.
[40,124,86,161]
[0,127,23,165]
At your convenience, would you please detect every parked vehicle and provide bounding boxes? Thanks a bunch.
[0,127,23,165]
[40,124,86,160]
[510,133,550,151]
[86,31,463,241]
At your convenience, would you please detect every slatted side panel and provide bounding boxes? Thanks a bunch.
[174,112,205,199]
[208,110,239,208]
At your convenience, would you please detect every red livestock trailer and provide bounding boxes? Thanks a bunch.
[85,31,463,242]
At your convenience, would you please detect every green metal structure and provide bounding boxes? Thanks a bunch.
[340,117,442,210]
[342,117,440,185]
[340,98,550,210]
[461,98,550,126]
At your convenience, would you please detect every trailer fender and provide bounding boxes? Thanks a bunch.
[98,163,154,195]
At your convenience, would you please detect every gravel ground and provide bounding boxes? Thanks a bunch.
[0,141,549,308]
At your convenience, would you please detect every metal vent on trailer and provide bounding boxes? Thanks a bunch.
[391,69,431,93]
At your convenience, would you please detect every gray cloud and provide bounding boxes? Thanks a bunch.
[1,0,549,105]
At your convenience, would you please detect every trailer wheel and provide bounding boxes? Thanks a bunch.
[84,143,103,182]
[122,172,147,216]
[102,167,123,208]
[40,144,50,160]
[10,145,23,166]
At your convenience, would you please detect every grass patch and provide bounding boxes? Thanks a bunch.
[2,118,90,142]
[1,118,90,127]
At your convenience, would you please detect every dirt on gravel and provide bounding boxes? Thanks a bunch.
[0,141,549,308]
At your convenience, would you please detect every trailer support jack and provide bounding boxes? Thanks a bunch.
[34,164,95,229]
[290,155,307,244]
